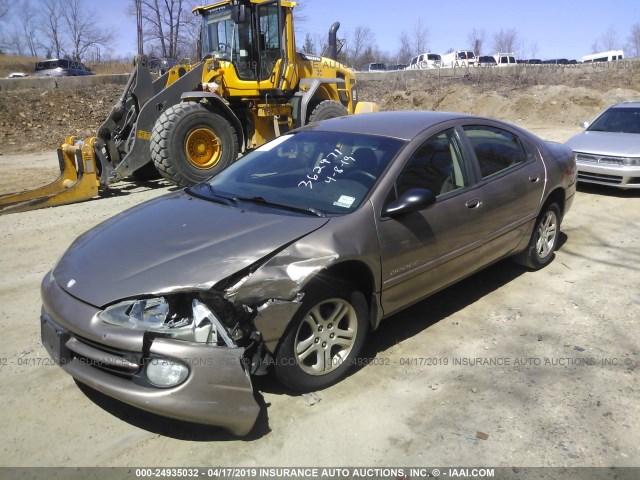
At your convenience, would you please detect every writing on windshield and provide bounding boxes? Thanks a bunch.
[298,148,356,189]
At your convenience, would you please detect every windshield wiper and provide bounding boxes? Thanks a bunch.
[195,184,236,206]
[232,195,326,217]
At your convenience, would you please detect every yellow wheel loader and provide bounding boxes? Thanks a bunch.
[0,0,377,214]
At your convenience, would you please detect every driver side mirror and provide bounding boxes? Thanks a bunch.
[382,188,436,218]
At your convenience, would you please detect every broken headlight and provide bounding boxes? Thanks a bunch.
[99,297,187,331]
[98,297,236,346]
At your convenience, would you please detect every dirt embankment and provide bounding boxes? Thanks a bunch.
[0,84,123,154]
[1,65,640,470]
[1,66,640,155]
[359,66,640,132]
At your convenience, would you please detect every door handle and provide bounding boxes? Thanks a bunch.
[465,198,482,209]
[529,175,540,183]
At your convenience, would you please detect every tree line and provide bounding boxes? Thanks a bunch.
[300,18,640,70]
[0,0,638,68]
[0,0,200,62]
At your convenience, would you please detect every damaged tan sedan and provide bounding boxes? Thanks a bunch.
[41,111,576,435]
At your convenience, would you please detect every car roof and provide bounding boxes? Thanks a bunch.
[302,111,478,140]
[610,102,640,109]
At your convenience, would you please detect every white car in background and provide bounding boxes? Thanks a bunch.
[440,50,476,68]
[407,53,442,69]
[565,102,640,189]
[493,53,517,66]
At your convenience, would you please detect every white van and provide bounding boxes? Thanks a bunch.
[581,50,624,63]
[407,53,442,69]
[440,50,476,68]
[493,52,517,67]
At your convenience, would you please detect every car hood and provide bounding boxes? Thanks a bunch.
[565,131,640,157]
[53,191,328,307]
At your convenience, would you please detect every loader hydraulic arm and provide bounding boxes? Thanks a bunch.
[94,55,203,185]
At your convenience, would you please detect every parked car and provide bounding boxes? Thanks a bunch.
[493,52,517,66]
[149,57,179,74]
[6,72,28,78]
[565,102,640,189]
[441,50,476,67]
[582,50,624,63]
[477,55,497,66]
[41,111,576,435]
[362,62,387,72]
[34,58,94,77]
[387,64,408,71]
[407,53,442,69]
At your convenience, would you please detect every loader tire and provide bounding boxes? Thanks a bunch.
[151,102,238,187]
[307,100,348,124]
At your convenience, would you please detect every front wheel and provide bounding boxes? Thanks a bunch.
[307,100,348,124]
[514,202,561,269]
[150,102,238,187]
[274,282,369,392]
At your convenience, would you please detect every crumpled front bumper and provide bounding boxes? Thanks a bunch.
[40,273,260,436]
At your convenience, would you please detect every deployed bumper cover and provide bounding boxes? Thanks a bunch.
[40,273,260,436]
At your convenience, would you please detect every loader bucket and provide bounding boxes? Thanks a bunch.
[0,137,100,215]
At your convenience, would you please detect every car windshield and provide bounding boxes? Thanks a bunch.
[198,130,406,215]
[588,107,640,134]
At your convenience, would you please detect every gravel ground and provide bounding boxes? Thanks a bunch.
[0,123,638,470]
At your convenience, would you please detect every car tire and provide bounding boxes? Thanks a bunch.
[274,280,369,392]
[307,100,348,124]
[151,102,238,187]
[513,202,561,270]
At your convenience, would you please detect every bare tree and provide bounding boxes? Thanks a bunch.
[628,23,640,57]
[0,0,9,21]
[141,0,196,59]
[345,25,376,69]
[467,28,486,56]
[18,0,39,57]
[62,0,113,61]
[592,26,620,52]
[601,26,619,50]
[411,18,429,53]
[516,41,538,60]
[302,32,316,54]
[6,25,27,56]
[40,0,65,58]
[313,32,327,57]
[396,31,413,64]
[492,28,518,53]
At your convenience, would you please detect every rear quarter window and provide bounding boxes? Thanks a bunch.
[463,126,529,178]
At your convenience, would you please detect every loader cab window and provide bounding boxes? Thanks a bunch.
[201,6,237,61]
[257,3,282,81]
[200,3,283,82]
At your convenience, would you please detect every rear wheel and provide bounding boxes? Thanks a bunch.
[307,100,348,124]
[274,281,369,392]
[150,102,238,187]
[514,202,561,269]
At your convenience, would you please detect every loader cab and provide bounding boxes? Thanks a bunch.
[198,0,297,95]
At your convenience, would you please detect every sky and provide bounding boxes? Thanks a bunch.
[103,0,639,61]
